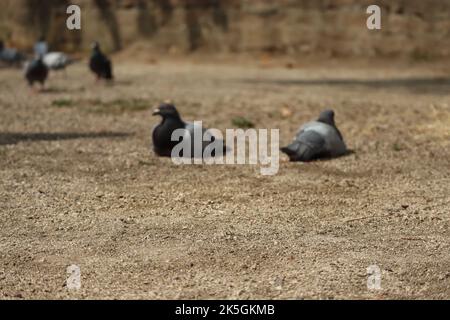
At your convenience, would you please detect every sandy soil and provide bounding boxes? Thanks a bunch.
[0,59,449,299]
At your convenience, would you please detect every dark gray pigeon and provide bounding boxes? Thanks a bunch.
[89,42,113,81]
[152,103,226,158]
[24,55,49,89]
[281,109,347,162]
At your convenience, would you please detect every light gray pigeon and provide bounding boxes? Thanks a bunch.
[43,52,73,71]
[281,109,347,162]
[0,40,25,66]
[34,36,48,57]
[152,103,226,158]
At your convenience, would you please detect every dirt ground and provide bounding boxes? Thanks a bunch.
[0,58,449,300]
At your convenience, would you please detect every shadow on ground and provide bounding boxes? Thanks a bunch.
[0,131,133,146]
[242,76,450,94]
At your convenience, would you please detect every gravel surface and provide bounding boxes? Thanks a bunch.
[0,60,449,299]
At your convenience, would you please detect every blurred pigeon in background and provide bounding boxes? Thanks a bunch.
[34,36,48,57]
[281,109,347,162]
[152,102,226,158]
[89,42,113,81]
[24,55,49,90]
[0,40,25,67]
[43,52,73,72]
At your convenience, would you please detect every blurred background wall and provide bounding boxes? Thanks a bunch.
[0,0,449,59]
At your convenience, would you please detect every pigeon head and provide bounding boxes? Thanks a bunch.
[317,109,336,126]
[91,41,101,52]
[153,103,180,119]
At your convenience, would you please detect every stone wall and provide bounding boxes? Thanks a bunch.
[0,0,449,59]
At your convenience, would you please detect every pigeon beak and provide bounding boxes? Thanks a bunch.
[152,108,161,116]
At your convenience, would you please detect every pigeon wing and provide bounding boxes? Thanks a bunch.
[300,121,347,157]
[282,130,327,162]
